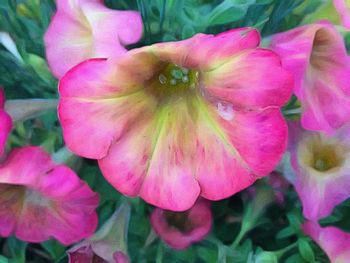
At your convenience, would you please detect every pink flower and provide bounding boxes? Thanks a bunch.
[0,88,12,156]
[303,221,350,263]
[150,198,212,250]
[287,122,350,220]
[271,22,350,134]
[59,28,293,211]
[333,0,350,28]
[44,0,143,78]
[68,203,131,263]
[0,146,99,244]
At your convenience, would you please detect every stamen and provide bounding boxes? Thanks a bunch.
[159,74,167,84]
[171,68,183,80]
[149,63,199,101]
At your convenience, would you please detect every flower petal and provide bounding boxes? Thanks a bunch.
[288,124,350,220]
[150,198,212,250]
[0,110,12,156]
[294,166,350,220]
[301,76,350,133]
[99,97,287,210]
[59,30,290,211]
[195,102,287,199]
[333,0,350,28]
[0,146,99,244]
[68,246,94,263]
[0,89,12,156]
[68,203,131,262]
[81,1,142,46]
[59,58,157,159]
[221,108,288,176]
[190,28,261,69]
[203,48,293,109]
[99,102,201,211]
[151,28,260,69]
[44,10,93,78]
[44,0,143,78]
[303,222,350,262]
[271,22,350,134]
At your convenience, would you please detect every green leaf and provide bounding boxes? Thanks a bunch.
[277,226,295,239]
[230,239,252,262]
[6,237,27,263]
[298,238,315,262]
[196,246,217,263]
[255,0,273,4]
[255,251,278,263]
[26,53,55,84]
[0,255,9,263]
[41,240,66,261]
[285,254,307,263]
[181,25,195,39]
[207,0,255,26]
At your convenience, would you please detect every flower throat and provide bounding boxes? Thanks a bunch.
[147,63,199,102]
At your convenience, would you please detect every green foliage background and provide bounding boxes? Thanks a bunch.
[0,0,349,262]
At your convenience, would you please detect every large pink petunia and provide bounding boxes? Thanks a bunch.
[287,122,350,220]
[333,0,350,28]
[150,198,212,250]
[303,222,350,263]
[44,0,143,78]
[271,21,350,135]
[0,146,99,244]
[59,28,293,211]
[0,88,12,157]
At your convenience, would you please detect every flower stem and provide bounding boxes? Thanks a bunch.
[230,223,250,249]
[275,242,298,258]
[156,242,164,263]
[283,107,302,115]
[52,147,81,171]
[5,98,58,122]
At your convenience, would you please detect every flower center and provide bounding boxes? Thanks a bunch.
[299,134,346,173]
[0,184,50,211]
[164,211,194,233]
[311,144,344,172]
[0,184,26,205]
[310,28,334,70]
[147,63,199,102]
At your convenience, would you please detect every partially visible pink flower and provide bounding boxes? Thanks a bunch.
[0,146,99,244]
[0,88,12,156]
[303,221,350,263]
[59,27,293,211]
[150,198,212,250]
[271,21,350,134]
[44,0,143,78]
[287,122,350,220]
[333,0,350,28]
[268,172,289,204]
[68,203,131,263]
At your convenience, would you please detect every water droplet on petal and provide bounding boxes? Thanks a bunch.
[182,76,189,83]
[217,102,234,121]
[159,74,167,84]
[170,79,177,85]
